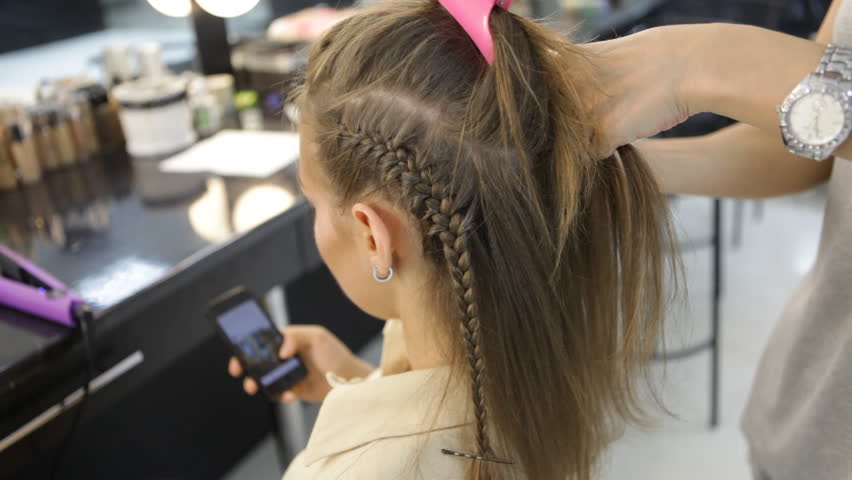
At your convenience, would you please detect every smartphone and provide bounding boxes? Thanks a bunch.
[208,286,307,400]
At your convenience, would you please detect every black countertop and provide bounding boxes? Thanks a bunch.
[0,148,306,395]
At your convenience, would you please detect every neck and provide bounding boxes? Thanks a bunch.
[396,297,451,371]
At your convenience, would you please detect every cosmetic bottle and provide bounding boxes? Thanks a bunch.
[0,129,17,190]
[8,118,42,184]
[29,107,60,171]
[54,108,78,166]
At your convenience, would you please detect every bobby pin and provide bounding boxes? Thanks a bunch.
[441,448,516,465]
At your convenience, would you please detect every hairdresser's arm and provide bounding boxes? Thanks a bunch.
[590,0,846,161]
[638,123,834,197]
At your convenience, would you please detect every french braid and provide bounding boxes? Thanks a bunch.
[337,127,495,459]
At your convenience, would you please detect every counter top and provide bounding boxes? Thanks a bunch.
[0,148,305,395]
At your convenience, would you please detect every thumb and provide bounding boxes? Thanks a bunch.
[280,334,297,359]
[279,326,309,359]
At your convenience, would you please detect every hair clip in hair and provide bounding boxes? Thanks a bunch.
[437,0,514,65]
[441,448,515,465]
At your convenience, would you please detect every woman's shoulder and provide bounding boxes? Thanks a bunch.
[284,365,474,479]
[284,425,470,479]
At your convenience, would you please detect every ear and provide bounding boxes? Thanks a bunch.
[351,202,393,277]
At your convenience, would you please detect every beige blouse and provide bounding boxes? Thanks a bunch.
[282,320,474,479]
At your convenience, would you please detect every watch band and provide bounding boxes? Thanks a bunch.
[816,43,852,80]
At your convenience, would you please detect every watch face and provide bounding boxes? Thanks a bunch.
[789,92,846,145]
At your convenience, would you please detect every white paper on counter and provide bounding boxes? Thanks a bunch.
[159,129,299,178]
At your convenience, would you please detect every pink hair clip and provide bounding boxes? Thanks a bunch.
[438,0,514,65]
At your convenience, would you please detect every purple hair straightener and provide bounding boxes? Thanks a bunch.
[0,244,84,327]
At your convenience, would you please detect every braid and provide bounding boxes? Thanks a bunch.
[338,128,494,459]
[441,215,492,456]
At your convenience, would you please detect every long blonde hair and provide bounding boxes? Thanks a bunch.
[296,2,677,478]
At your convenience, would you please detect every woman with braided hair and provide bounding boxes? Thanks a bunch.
[227,0,678,478]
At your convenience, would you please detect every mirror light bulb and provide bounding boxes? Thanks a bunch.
[195,0,260,18]
[146,0,191,17]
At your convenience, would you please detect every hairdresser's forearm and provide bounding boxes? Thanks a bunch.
[687,23,852,160]
[639,123,833,198]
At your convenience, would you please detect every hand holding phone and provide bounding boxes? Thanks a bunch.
[208,287,308,401]
[228,324,377,404]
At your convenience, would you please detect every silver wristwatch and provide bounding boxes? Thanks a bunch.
[778,43,852,161]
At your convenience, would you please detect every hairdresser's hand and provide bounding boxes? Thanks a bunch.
[585,25,699,157]
[228,325,375,404]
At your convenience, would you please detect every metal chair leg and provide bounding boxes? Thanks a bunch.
[268,403,290,472]
[710,198,723,428]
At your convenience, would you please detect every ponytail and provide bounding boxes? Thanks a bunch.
[462,10,678,480]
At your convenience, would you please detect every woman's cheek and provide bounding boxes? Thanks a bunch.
[314,209,354,281]
[314,211,335,265]
[312,210,380,315]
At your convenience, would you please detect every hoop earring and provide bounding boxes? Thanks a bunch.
[372,266,394,283]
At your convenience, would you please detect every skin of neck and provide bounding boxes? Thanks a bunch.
[388,263,452,371]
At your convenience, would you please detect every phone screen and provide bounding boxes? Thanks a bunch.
[216,300,303,389]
